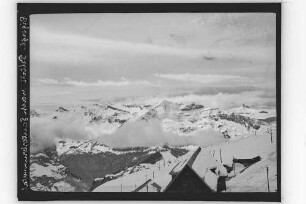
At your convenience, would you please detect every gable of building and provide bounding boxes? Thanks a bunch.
[164,165,214,193]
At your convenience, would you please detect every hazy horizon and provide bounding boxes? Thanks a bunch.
[30,13,276,111]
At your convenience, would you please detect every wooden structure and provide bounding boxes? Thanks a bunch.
[164,164,213,193]
[233,156,261,167]
[133,179,162,192]
[164,147,214,193]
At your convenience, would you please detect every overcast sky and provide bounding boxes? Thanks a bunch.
[30,13,276,110]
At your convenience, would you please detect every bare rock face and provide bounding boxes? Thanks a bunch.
[218,112,262,131]
[56,107,69,113]
[181,103,204,111]
[242,104,250,108]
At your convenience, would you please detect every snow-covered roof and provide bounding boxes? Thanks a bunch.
[203,169,218,191]
[227,151,277,192]
[192,149,228,178]
[169,147,200,175]
[165,147,227,192]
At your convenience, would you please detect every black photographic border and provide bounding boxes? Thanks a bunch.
[17,3,281,201]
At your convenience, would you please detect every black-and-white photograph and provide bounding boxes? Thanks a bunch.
[29,11,278,193]
[15,3,282,201]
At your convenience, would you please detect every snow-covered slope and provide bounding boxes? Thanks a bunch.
[30,139,192,192]
[205,132,277,192]
[30,148,88,192]
[30,99,277,192]
[56,139,140,156]
[226,151,277,192]
[93,146,198,192]
[92,131,277,193]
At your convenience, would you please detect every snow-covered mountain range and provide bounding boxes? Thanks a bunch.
[31,100,276,138]
[30,99,277,192]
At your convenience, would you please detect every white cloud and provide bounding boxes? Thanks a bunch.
[154,73,244,84]
[38,77,155,87]
[31,116,225,152]
[123,91,275,109]
[31,26,270,65]
[40,91,73,96]
[30,14,276,108]
[31,26,213,60]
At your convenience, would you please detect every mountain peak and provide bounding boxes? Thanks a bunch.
[242,103,250,109]
[180,102,204,111]
[159,99,173,107]
[56,107,69,113]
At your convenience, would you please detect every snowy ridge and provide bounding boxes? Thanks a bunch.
[56,140,135,156]
[31,100,276,139]
[30,149,87,192]
[30,100,277,192]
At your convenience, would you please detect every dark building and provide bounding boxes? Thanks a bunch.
[233,156,261,167]
[164,147,214,193]
[164,164,213,193]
